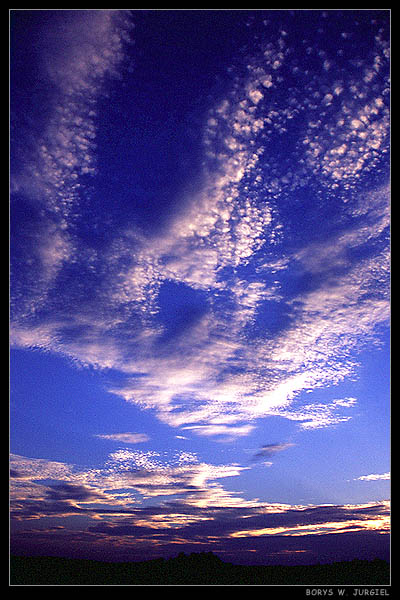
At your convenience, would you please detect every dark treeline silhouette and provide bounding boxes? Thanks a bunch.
[10,552,390,585]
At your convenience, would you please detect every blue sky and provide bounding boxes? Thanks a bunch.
[10,9,390,565]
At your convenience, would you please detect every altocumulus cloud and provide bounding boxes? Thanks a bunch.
[9,10,390,568]
[10,10,389,442]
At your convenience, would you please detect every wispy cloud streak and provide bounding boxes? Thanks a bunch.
[95,433,150,444]
[355,472,390,482]
[252,442,295,462]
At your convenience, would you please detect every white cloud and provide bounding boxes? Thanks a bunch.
[11,185,389,436]
[275,400,357,431]
[12,11,132,215]
[182,424,255,440]
[95,433,150,444]
[10,10,133,332]
[355,472,390,481]
[10,453,74,481]
[11,14,390,441]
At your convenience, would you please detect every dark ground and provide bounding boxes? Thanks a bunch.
[10,552,390,586]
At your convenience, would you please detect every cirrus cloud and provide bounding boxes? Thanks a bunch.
[95,433,150,444]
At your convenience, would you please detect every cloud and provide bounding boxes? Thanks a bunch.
[10,448,390,564]
[182,424,255,441]
[228,502,390,539]
[45,482,106,502]
[11,10,132,206]
[252,442,295,462]
[10,453,75,481]
[9,12,391,565]
[355,472,390,482]
[10,451,252,520]
[101,449,252,504]
[95,433,150,444]
[10,10,133,322]
[10,11,390,440]
[271,398,358,431]
[10,452,390,539]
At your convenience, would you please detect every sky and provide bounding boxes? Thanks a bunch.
[10,9,390,566]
